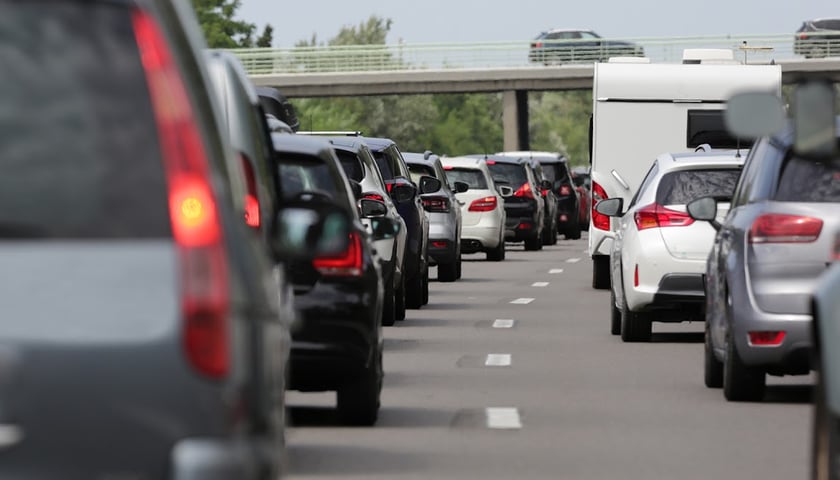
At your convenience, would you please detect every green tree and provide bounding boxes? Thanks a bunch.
[529,91,592,166]
[191,0,272,48]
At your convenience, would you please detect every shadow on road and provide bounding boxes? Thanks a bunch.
[650,332,704,343]
[763,384,813,404]
[418,302,479,311]
[288,405,453,429]
[287,443,429,475]
[396,317,453,327]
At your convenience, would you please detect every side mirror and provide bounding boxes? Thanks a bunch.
[453,181,469,193]
[594,197,624,217]
[360,198,388,217]
[390,183,416,204]
[349,180,363,199]
[497,185,514,198]
[725,91,786,140]
[686,196,721,231]
[418,175,442,195]
[540,179,553,191]
[370,216,400,241]
[272,203,351,260]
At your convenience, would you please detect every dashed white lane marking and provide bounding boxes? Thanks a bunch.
[532,282,549,287]
[485,354,512,367]
[510,298,535,304]
[486,408,522,429]
[566,257,581,263]
[549,268,564,274]
[493,319,516,328]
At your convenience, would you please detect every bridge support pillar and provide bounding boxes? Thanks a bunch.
[502,90,529,152]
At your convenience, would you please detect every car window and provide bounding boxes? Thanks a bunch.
[444,168,488,190]
[372,151,395,181]
[774,157,840,202]
[541,163,570,184]
[487,163,528,187]
[731,140,769,207]
[335,150,365,183]
[359,146,388,189]
[0,1,170,239]
[580,31,600,39]
[629,161,659,208]
[656,168,742,205]
[408,164,435,184]
[277,154,340,201]
[817,19,840,30]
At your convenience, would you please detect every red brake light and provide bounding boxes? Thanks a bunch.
[469,196,498,212]
[313,232,364,276]
[363,192,385,202]
[540,188,549,197]
[634,264,639,287]
[799,33,809,40]
[422,196,450,213]
[486,160,496,165]
[133,9,229,378]
[749,214,823,244]
[514,182,535,199]
[633,204,694,231]
[748,331,786,346]
[238,154,260,229]
[385,183,394,193]
[591,181,610,231]
[559,185,573,196]
[443,165,453,170]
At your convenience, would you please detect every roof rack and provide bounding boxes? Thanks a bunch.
[694,143,714,153]
[297,131,363,136]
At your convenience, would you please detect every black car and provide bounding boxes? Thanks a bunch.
[533,153,581,239]
[528,29,644,65]
[363,137,432,308]
[272,134,398,426]
[479,155,547,251]
[794,18,840,58]
[256,86,300,131]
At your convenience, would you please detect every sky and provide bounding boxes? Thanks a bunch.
[238,0,837,47]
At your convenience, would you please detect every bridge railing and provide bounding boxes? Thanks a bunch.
[229,33,839,76]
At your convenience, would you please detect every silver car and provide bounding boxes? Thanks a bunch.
[691,126,840,401]
[405,152,467,282]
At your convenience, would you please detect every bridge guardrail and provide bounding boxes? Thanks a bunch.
[229,33,840,76]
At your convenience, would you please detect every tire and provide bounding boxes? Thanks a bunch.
[421,267,429,305]
[456,255,462,279]
[704,321,723,388]
[610,288,621,335]
[381,281,396,327]
[395,274,406,321]
[592,255,611,290]
[337,350,382,427]
[405,263,424,310]
[438,260,457,282]
[524,234,542,251]
[722,330,765,401]
[565,216,581,240]
[487,237,505,261]
[542,220,556,246]
[620,295,651,342]
[812,374,840,480]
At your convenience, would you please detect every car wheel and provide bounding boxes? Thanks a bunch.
[704,321,723,388]
[337,349,382,426]
[438,260,457,282]
[395,274,406,321]
[456,254,462,279]
[405,263,424,309]
[722,330,765,401]
[592,255,611,289]
[812,372,840,480]
[620,295,651,342]
[610,287,621,335]
[421,266,429,305]
[524,234,542,251]
[542,221,555,245]
[381,280,396,326]
[487,236,505,261]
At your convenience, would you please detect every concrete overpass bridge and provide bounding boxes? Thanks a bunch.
[232,34,840,150]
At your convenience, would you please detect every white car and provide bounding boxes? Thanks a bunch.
[441,156,510,261]
[596,149,745,342]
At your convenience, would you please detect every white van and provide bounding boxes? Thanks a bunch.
[588,60,781,289]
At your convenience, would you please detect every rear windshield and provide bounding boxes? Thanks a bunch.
[816,20,840,30]
[541,163,570,183]
[335,150,364,183]
[372,152,395,181]
[656,168,741,205]
[444,168,488,190]
[0,2,170,239]
[487,163,528,187]
[408,164,435,184]
[775,158,840,202]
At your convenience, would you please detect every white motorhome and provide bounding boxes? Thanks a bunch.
[588,59,781,289]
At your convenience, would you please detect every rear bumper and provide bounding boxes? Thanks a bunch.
[428,238,458,265]
[461,225,502,252]
[504,213,539,241]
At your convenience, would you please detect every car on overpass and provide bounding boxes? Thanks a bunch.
[794,18,840,58]
[528,29,644,65]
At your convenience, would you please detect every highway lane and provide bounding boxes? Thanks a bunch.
[283,234,812,480]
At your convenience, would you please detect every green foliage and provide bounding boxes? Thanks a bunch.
[529,91,592,166]
[191,0,272,48]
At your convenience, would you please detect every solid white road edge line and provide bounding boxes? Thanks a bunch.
[485,408,522,429]
[485,354,512,367]
[493,319,515,328]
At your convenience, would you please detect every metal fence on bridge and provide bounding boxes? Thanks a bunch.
[230,33,840,76]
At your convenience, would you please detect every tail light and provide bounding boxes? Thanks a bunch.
[748,331,786,346]
[540,188,549,198]
[749,214,823,244]
[313,231,364,277]
[238,154,260,229]
[469,196,497,212]
[535,42,544,48]
[385,182,394,193]
[633,203,694,231]
[514,182,535,199]
[799,34,809,40]
[558,185,573,196]
[363,192,385,202]
[634,264,639,287]
[134,9,229,379]
[422,196,450,213]
[591,181,610,231]
[432,240,449,249]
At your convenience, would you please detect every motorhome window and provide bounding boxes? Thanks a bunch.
[686,110,752,149]
[656,168,741,205]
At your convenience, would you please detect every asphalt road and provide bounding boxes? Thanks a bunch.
[284,234,812,480]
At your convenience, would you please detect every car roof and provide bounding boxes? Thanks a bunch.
[271,133,336,158]
[360,136,396,152]
[497,151,569,164]
[656,150,747,171]
[403,152,440,166]
[325,136,366,153]
[469,154,527,165]
[440,156,486,169]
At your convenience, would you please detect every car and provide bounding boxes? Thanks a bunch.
[528,29,644,65]
[812,260,840,480]
[688,122,840,402]
[572,166,591,230]
[329,136,409,325]
[272,134,400,425]
[794,18,840,58]
[363,137,432,309]
[498,152,561,245]
[256,86,300,131]
[405,151,467,282]
[596,149,744,342]
[478,155,547,251]
[441,156,510,261]
[0,1,349,477]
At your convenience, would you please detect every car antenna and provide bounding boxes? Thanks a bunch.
[735,138,742,158]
